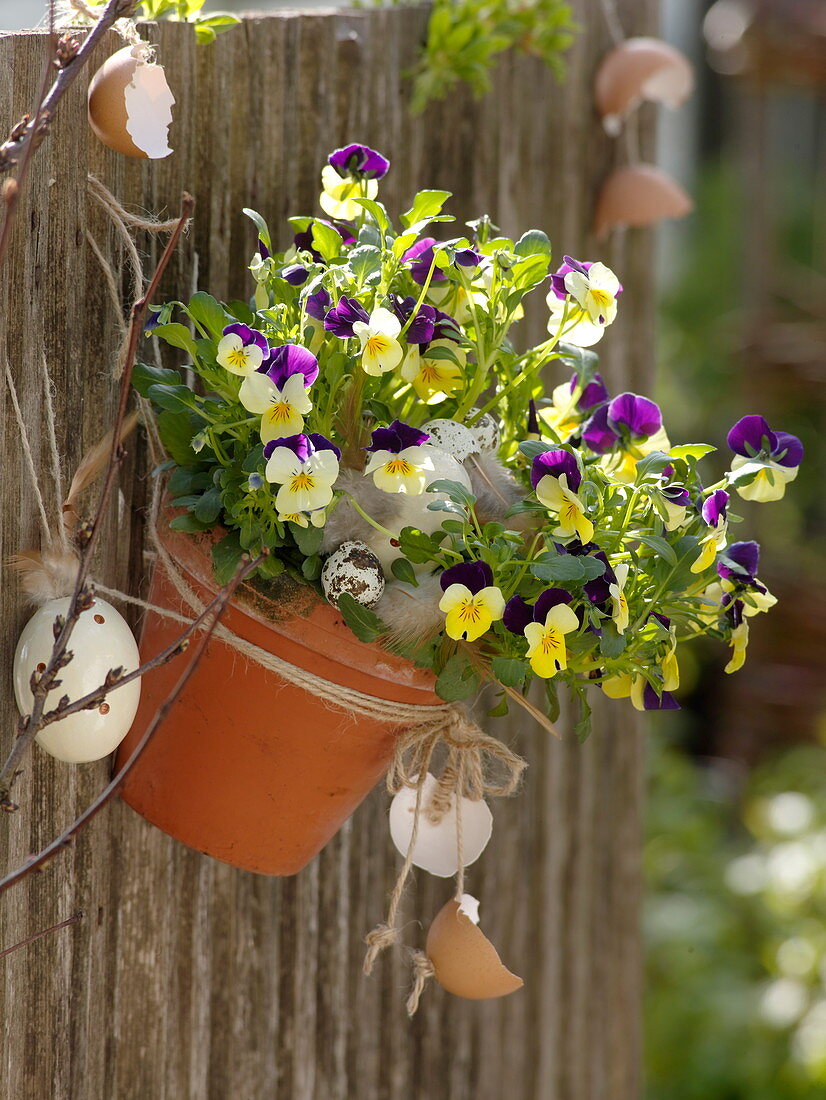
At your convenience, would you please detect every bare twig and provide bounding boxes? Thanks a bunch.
[0,0,138,271]
[0,909,83,960]
[0,552,264,896]
[0,192,194,801]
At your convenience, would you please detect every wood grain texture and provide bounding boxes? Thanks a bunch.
[0,2,656,1096]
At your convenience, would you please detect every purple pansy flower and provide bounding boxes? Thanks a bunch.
[401,238,448,286]
[257,239,270,261]
[263,344,319,389]
[431,308,462,343]
[530,449,582,492]
[550,256,624,301]
[366,419,430,455]
[390,296,436,345]
[294,220,354,261]
[727,415,803,467]
[323,295,370,337]
[717,541,760,584]
[304,287,331,322]
[701,489,729,528]
[583,550,616,606]
[641,683,680,711]
[662,483,691,508]
[262,432,341,463]
[328,143,389,181]
[439,560,494,595]
[222,322,269,356]
[607,393,662,441]
[571,371,609,411]
[581,405,617,453]
[454,247,482,268]
[503,587,572,635]
[282,264,308,286]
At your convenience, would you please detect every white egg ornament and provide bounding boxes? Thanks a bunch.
[13,597,141,764]
[423,419,480,463]
[87,45,175,159]
[321,540,385,608]
[389,772,493,877]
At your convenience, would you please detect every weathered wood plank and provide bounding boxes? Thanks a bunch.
[0,3,656,1095]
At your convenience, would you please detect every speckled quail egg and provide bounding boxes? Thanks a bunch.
[13,597,141,764]
[321,540,385,608]
[466,409,500,452]
[422,419,481,463]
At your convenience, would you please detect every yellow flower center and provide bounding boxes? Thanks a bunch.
[456,598,483,624]
[268,401,293,422]
[538,631,562,655]
[589,288,612,310]
[385,458,413,476]
[289,472,315,492]
[365,334,390,356]
[226,347,249,369]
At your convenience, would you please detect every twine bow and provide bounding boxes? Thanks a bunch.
[363,706,526,1013]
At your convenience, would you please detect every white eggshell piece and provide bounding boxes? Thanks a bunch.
[13,597,141,764]
[125,56,175,159]
[321,540,385,608]
[423,419,481,463]
[364,449,473,573]
[389,772,493,877]
[458,893,481,924]
[467,410,500,452]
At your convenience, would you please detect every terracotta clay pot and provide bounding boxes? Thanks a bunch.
[117,524,439,875]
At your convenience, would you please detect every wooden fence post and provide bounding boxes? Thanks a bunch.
[0,2,656,1095]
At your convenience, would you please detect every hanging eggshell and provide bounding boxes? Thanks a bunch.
[321,540,385,608]
[595,37,694,136]
[422,419,481,463]
[14,597,141,764]
[87,45,175,159]
[593,164,693,240]
[363,449,473,573]
[466,409,500,453]
[426,895,524,1000]
[389,772,493,877]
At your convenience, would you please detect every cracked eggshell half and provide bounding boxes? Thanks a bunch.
[13,597,141,763]
[88,45,175,159]
[594,164,692,239]
[426,894,524,1000]
[389,772,493,877]
[596,37,694,136]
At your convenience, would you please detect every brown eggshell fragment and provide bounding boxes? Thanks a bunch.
[596,37,694,135]
[593,164,693,239]
[88,45,174,159]
[425,896,523,1000]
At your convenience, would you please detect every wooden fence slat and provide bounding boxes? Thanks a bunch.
[0,3,655,1094]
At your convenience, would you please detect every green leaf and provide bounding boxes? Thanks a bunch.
[435,653,480,702]
[531,553,605,583]
[211,530,243,584]
[599,622,627,659]
[518,440,554,460]
[132,361,181,397]
[152,323,198,358]
[348,244,382,285]
[491,656,526,688]
[243,208,271,250]
[401,189,452,229]
[169,512,212,533]
[312,220,345,262]
[514,229,552,259]
[670,443,716,461]
[487,694,509,718]
[293,524,324,557]
[301,554,322,581]
[187,292,227,340]
[634,532,678,566]
[351,198,390,233]
[194,486,223,524]
[157,410,197,466]
[337,592,383,643]
[574,690,592,743]
[398,526,442,564]
[634,451,673,482]
[427,478,477,508]
[390,558,419,586]
[147,383,197,414]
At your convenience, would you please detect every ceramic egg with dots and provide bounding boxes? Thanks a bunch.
[322,540,385,608]
[466,409,500,452]
[422,419,480,463]
[13,597,141,764]
[87,45,175,160]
